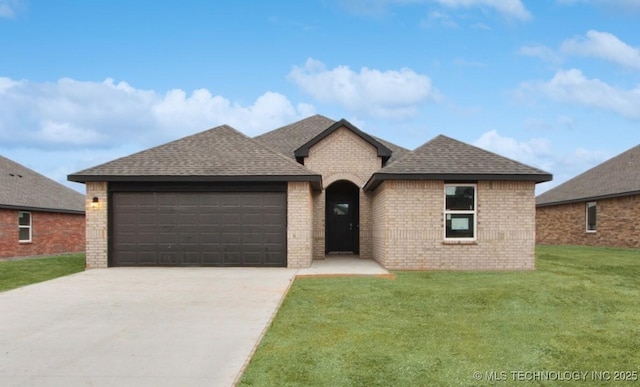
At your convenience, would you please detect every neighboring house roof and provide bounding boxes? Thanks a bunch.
[255,114,408,164]
[364,135,552,190]
[0,155,85,214]
[536,144,640,207]
[68,125,322,189]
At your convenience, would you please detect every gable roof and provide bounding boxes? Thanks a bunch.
[0,155,85,214]
[536,144,640,207]
[293,119,392,163]
[68,125,322,189]
[255,114,408,164]
[364,135,552,191]
[255,114,336,159]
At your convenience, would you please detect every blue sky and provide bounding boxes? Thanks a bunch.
[1,0,639,194]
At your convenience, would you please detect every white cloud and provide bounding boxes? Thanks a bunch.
[522,68,640,120]
[474,130,552,171]
[434,0,531,20]
[0,0,16,18]
[337,0,531,20]
[518,44,563,65]
[0,77,315,150]
[288,58,439,119]
[153,89,314,136]
[473,130,614,194]
[561,30,640,71]
[557,0,640,13]
[421,10,459,28]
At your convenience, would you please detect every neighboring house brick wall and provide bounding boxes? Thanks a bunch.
[536,194,640,248]
[0,209,85,259]
[373,180,536,270]
[287,181,313,268]
[85,181,108,269]
[304,127,382,260]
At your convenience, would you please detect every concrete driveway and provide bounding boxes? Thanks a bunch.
[0,268,296,387]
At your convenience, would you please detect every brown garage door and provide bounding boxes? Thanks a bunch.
[111,191,287,267]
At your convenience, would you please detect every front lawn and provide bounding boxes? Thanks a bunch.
[240,245,640,386]
[0,254,85,292]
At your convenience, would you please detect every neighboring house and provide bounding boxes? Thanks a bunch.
[68,115,551,270]
[536,144,640,249]
[0,155,85,259]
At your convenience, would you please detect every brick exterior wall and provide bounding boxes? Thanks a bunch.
[85,182,108,269]
[372,180,536,270]
[0,208,85,259]
[536,194,640,248]
[287,181,313,268]
[303,127,382,260]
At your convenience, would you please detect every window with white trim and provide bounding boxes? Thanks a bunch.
[586,201,596,232]
[444,184,476,240]
[19,211,32,242]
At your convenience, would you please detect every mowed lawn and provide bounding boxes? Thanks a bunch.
[240,245,640,386]
[0,254,85,292]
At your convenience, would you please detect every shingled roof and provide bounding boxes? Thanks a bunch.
[68,125,322,188]
[0,155,85,214]
[536,144,640,207]
[255,114,335,159]
[364,135,552,190]
[255,114,408,164]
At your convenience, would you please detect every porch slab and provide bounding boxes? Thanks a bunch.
[296,256,393,278]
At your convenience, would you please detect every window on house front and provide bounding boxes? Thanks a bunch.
[445,184,476,240]
[586,201,597,232]
[19,211,32,242]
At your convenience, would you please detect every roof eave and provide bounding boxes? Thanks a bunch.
[0,204,85,215]
[364,172,553,191]
[536,190,640,208]
[68,174,324,191]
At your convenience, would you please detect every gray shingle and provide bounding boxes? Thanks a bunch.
[69,125,320,182]
[364,135,551,190]
[255,114,409,163]
[254,114,336,159]
[536,144,640,206]
[0,155,85,213]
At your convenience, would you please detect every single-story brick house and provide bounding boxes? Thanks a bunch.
[68,115,551,270]
[0,155,85,259]
[536,144,640,249]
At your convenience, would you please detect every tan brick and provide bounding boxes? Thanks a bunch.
[85,182,108,269]
[372,180,536,270]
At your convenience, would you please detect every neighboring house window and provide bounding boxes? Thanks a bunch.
[19,211,32,242]
[444,184,476,240]
[586,201,597,232]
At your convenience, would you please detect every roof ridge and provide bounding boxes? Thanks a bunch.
[237,126,320,175]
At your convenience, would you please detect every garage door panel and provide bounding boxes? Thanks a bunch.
[202,251,222,265]
[112,191,286,267]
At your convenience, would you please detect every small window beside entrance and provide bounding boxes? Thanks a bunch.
[444,184,476,240]
[586,201,597,232]
[19,211,32,243]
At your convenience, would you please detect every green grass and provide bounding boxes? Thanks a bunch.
[240,245,640,386]
[0,254,85,292]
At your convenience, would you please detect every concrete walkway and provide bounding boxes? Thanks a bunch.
[0,259,390,387]
[297,256,392,277]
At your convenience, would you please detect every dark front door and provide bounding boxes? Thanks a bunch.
[326,180,359,254]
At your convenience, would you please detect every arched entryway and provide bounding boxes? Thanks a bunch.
[325,180,359,254]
